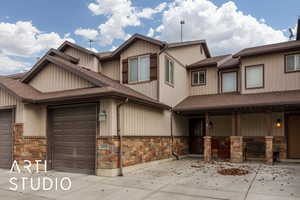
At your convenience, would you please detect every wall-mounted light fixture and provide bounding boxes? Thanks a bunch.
[275,118,282,128]
[99,110,107,121]
[208,121,213,129]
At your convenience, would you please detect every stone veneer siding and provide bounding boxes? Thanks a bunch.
[97,136,189,169]
[13,123,47,165]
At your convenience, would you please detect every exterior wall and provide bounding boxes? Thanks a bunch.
[127,81,158,100]
[241,51,300,94]
[159,52,189,107]
[96,136,189,170]
[99,99,118,137]
[166,44,206,65]
[208,112,284,137]
[101,60,120,81]
[120,39,160,99]
[23,104,47,137]
[0,88,23,123]
[29,63,94,92]
[189,67,219,96]
[64,47,99,72]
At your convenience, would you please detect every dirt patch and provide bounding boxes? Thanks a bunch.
[217,168,250,176]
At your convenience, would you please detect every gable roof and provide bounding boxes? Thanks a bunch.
[218,57,240,69]
[233,40,300,58]
[187,54,231,69]
[6,55,169,109]
[58,41,101,59]
[167,40,211,58]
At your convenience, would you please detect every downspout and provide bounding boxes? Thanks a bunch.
[117,98,128,176]
[171,110,179,160]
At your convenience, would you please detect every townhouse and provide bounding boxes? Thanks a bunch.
[0,19,299,176]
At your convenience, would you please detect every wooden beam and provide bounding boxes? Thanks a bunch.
[232,112,236,136]
[266,111,272,136]
[205,112,209,136]
[236,112,241,136]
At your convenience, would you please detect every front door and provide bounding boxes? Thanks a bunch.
[189,118,205,154]
[288,114,300,159]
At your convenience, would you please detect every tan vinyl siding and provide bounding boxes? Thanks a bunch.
[23,104,46,137]
[0,88,23,123]
[120,39,160,99]
[189,67,218,96]
[241,113,284,137]
[64,47,99,72]
[166,44,206,65]
[159,53,189,107]
[241,51,300,94]
[209,115,232,136]
[99,99,117,137]
[101,60,120,81]
[127,81,158,100]
[29,63,94,92]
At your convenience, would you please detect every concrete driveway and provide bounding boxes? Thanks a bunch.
[0,158,299,200]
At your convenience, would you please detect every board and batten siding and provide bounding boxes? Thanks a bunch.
[64,47,99,72]
[99,99,118,137]
[23,104,47,137]
[101,60,120,81]
[0,88,23,123]
[29,63,94,92]
[120,39,160,100]
[208,113,284,137]
[189,67,219,96]
[241,51,300,94]
[166,44,206,66]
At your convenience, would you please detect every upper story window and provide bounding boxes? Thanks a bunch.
[222,71,237,93]
[129,55,150,83]
[165,57,174,85]
[191,70,206,86]
[286,54,300,72]
[245,65,264,89]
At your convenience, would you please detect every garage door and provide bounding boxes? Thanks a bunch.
[49,104,97,174]
[0,109,13,169]
[288,114,300,159]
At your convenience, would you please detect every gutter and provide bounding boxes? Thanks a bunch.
[170,111,179,160]
[117,98,129,176]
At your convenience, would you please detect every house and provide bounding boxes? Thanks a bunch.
[0,18,300,176]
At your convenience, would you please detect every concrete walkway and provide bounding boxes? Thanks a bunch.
[0,158,300,200]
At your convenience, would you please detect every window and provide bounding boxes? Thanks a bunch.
[192,70,206,85]
[165,57,174,85]
[222,71,237,93]
[286,54,300,72]
[245,65,264,89]
[128,55,150,83]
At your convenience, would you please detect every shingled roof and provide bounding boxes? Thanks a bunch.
[234,40,300,58]
[187,55,231,69]
[174,90,300,112]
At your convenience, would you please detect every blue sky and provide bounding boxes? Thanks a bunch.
[0,0,299,74]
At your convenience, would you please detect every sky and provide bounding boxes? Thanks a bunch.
[0,0,299,74]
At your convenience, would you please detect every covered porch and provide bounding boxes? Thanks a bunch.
[174,91,300,164]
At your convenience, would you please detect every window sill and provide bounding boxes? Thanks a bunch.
[165,82,174,88]
[191,83,206,87]
[127,80,152,85]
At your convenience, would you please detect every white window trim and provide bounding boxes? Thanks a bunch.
[128,55,150,83]
[191,70,206,86]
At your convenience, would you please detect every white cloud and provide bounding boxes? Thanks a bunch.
[147,28,155,37]
[0,21,74,57]
[87,0,167,46]
[155,0,288,55]
[0,21,74,74]
[0,54,29,74]
[74,28,98,40]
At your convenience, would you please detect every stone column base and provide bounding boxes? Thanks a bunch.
[230,136,243,163]
[204,136,212,162]
[265,136,274,164]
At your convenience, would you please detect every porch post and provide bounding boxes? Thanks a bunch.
[230,112,243,163]
[204,113,212,162]
[265,112,274,164]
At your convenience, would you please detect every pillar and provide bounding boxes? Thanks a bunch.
[204,136,212,162]
[265,136,274,164]
[230,136,243,163]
